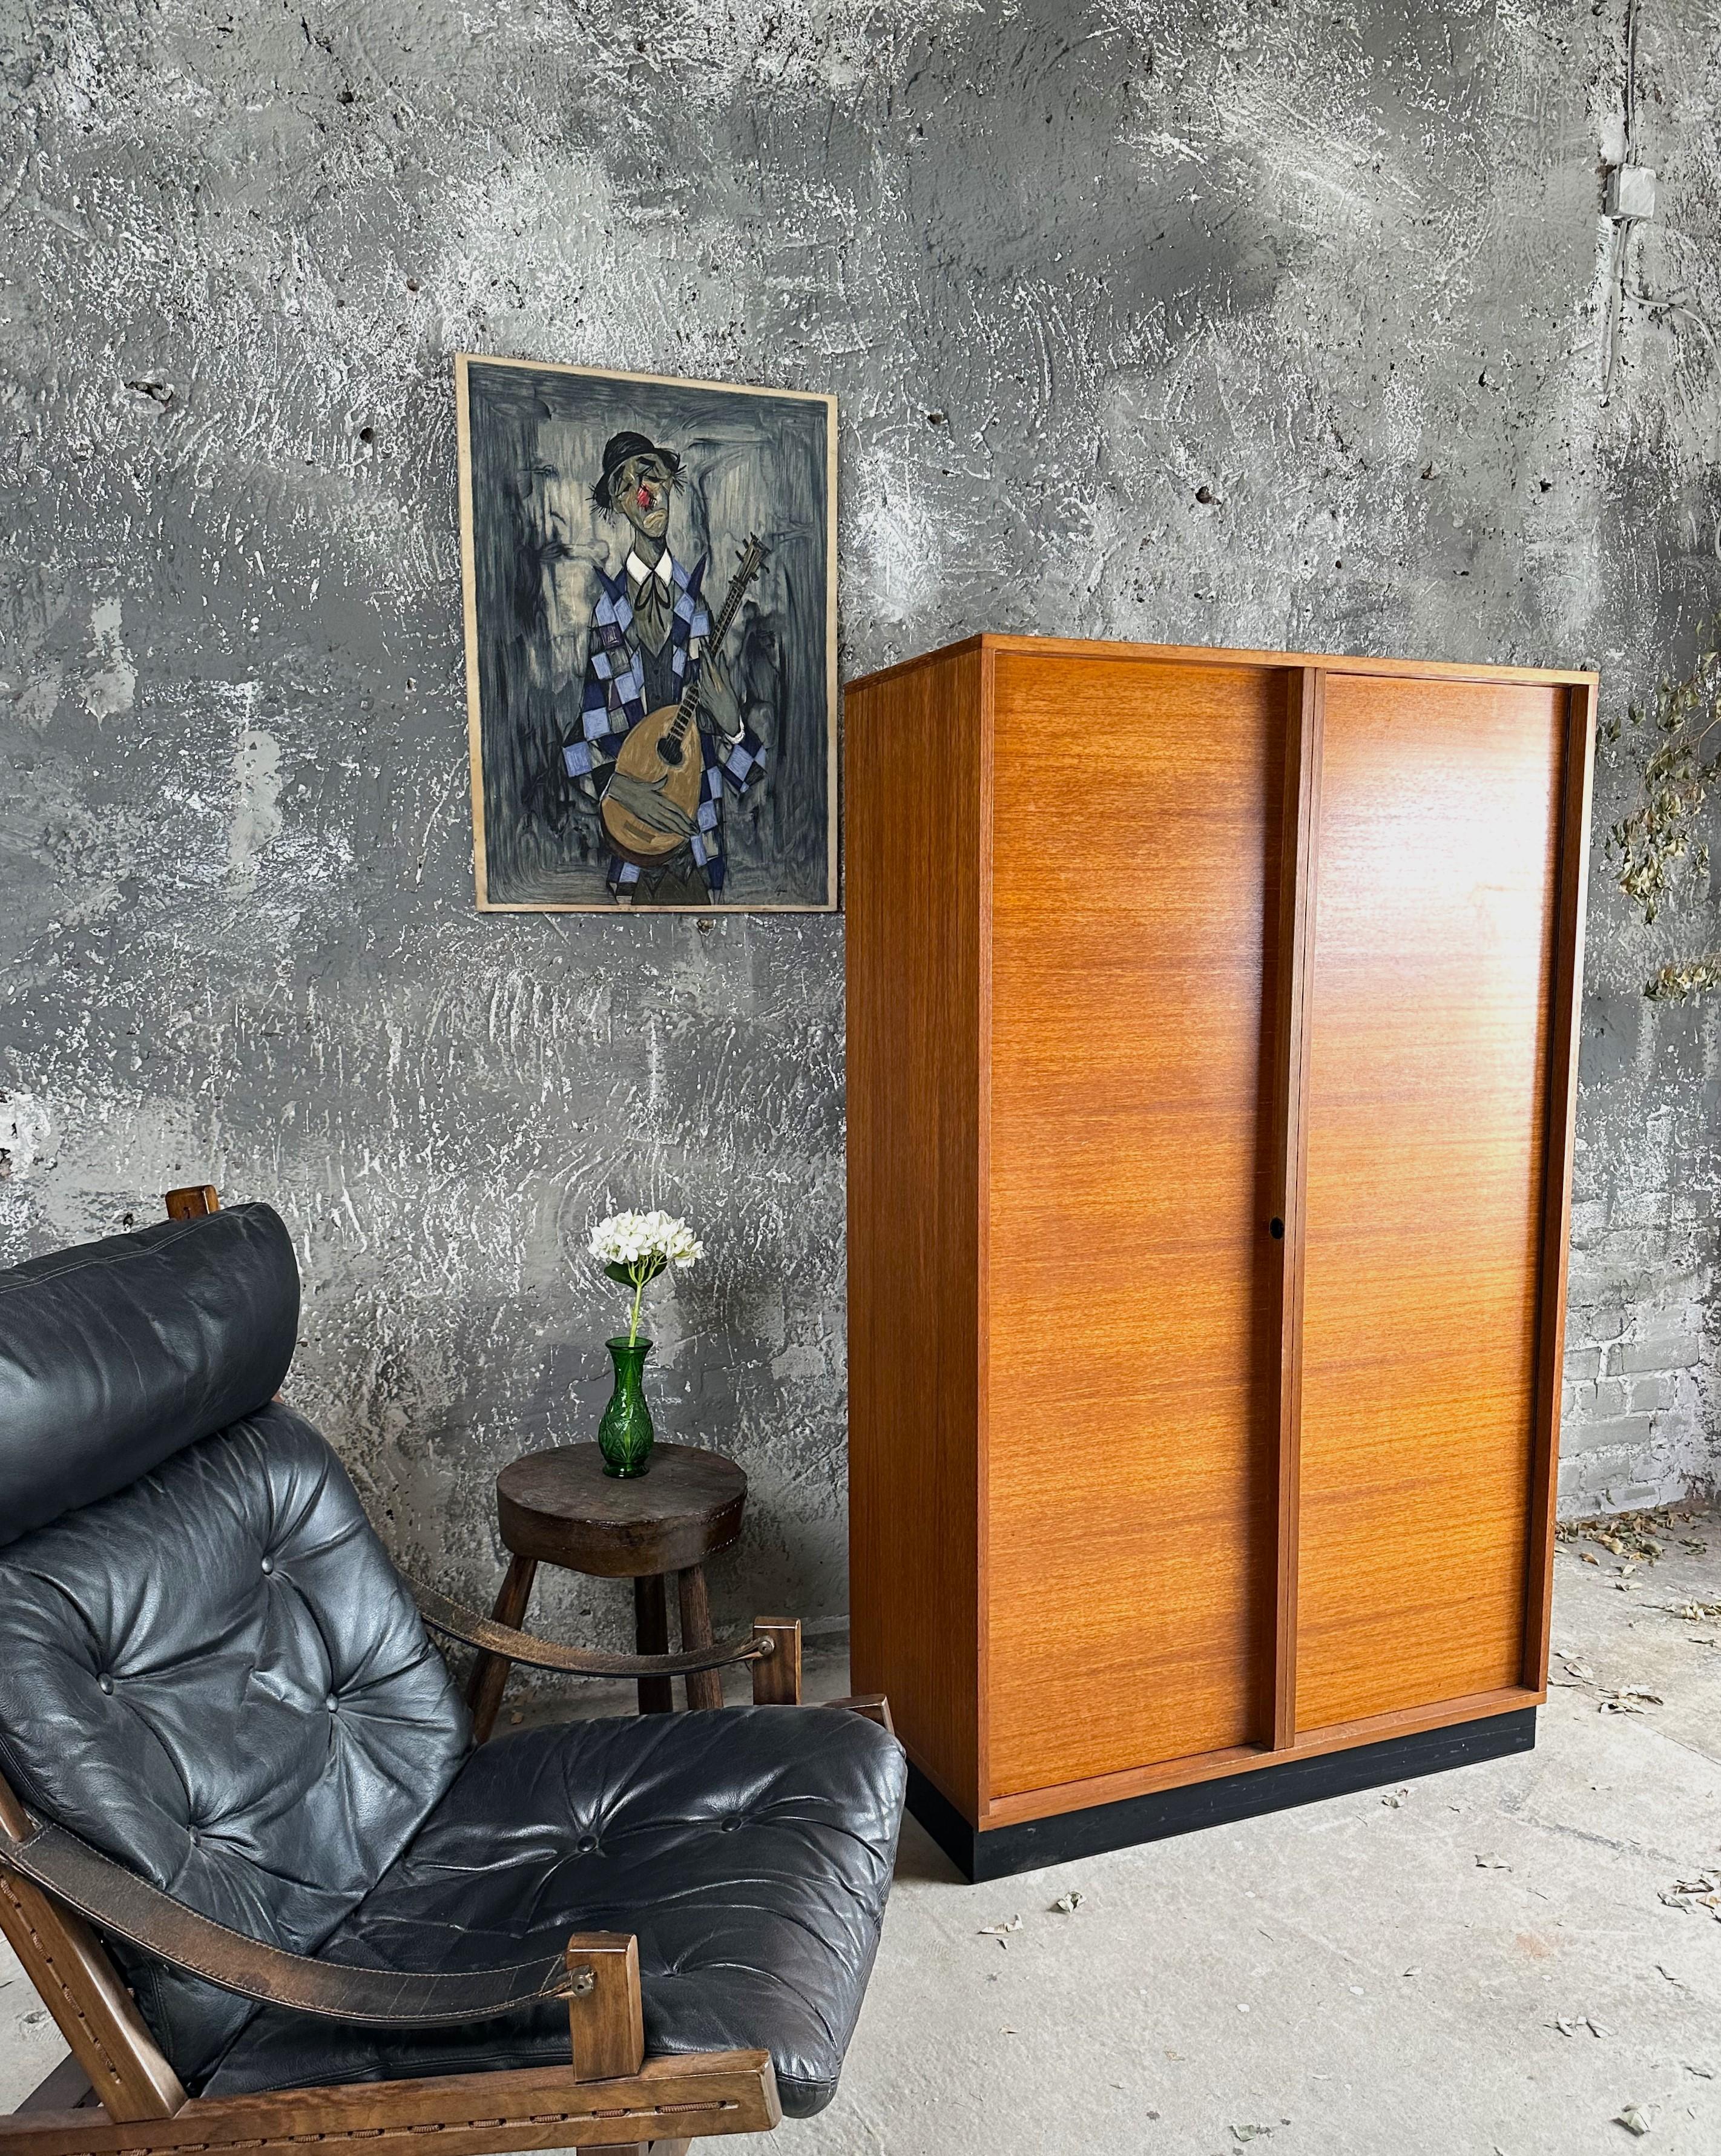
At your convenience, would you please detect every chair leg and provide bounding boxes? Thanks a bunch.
[466,1554,536,1742]
[677,1566,723,1711]
[633,1575,674,1714]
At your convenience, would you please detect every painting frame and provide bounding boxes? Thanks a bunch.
[455,352,839,914]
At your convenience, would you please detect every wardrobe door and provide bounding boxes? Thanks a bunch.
[984,651,1283,1801]
[1294,673,1567,1732]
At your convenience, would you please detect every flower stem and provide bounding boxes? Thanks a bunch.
[627,1266,647,1347]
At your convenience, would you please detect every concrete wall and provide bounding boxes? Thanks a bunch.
[2,0,1717,1640]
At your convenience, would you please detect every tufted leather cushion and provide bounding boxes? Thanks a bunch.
[202,1708,906,2116]
[0,1206,298,1549]
[0,1215,906,2117]
[0,1405,472,2083]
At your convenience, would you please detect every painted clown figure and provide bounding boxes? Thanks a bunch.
[559,428,766,905]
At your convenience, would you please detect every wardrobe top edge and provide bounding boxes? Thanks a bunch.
[843,633,1599,697]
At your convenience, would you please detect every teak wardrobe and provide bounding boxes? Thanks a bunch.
[844,634,1595,1880]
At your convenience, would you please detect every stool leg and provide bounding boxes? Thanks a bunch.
[466,1554,536,1744]
[634,1574,673,1715]
[677,1566,722,1712]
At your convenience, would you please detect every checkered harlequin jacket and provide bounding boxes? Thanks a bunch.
[560,552,766,897]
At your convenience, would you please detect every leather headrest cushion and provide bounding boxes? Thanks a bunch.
[0,1204,299,1547]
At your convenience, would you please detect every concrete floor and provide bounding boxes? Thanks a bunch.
[5,1514,1719,2154]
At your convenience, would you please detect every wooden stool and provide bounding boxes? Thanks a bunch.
[466,1442,748,1741]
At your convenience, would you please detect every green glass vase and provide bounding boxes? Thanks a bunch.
[598,1337,654,1477]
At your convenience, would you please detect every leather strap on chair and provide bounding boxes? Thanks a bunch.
[410,1580,771,1679]
[0,1819,572,2026]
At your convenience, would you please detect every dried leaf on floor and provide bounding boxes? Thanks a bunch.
[977,1914,1023,1947]
[1685,2063,1714,2079]
[1561,1503,1714,1570]
[1599,1686,1663,1711]
[1051,1890,1084,1914]
[1475,1853,1512,1870]
[1614,2103,1650,2135]
[1565,1508,1682,1564]
[1231,2127,1272,2143]
[1659,1873,1721,1919]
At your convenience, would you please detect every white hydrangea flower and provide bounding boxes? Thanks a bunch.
[590,1210,703,1345]
[588,1210,703,1270]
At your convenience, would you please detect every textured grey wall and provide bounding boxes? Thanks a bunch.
[2,1,1717,1645]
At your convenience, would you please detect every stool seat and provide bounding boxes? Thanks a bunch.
[469,1441,751,1731]
[498,1443,747,1578]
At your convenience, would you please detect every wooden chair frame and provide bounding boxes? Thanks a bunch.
[0,1188,893,2155]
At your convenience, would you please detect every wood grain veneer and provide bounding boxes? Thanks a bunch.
[1268,668,1323,1750]
[854,635,1593,695]
[1294,672,1567,1730]
[980,1681,1542,1830]
[983,651,1282,1797]
[1522,681,1596,1687]
[844,632,1594,1848]
[845,641,990,1819]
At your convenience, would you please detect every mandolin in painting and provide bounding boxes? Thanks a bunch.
[599,538,768,868]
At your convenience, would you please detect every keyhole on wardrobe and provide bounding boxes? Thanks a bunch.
[1269,1217,1285,1239]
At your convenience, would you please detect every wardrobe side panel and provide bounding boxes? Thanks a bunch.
[984,651,1283,1800]
[846,647,987,1819]
[1295,674,1564,1730]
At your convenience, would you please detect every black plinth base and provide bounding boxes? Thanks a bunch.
[907,1707,1538,1882]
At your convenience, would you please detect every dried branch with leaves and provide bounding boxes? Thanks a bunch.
[1602,616,1721,1000]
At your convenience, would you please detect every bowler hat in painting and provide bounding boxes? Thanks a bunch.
[593,429,682,510]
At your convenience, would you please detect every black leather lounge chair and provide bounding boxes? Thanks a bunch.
[0,1202,905,2154]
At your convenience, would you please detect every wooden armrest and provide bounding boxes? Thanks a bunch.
[563,1933,644,2080]
[411,1580,773,1681]
[749,1618,803,1704]
[824,1693,895,1735]
[0,1818,571,2028]
[162,1185,220,1220]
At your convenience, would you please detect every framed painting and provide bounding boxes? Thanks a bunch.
[455,353,837,911]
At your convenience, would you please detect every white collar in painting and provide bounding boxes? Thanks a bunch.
[625,550,674,591]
